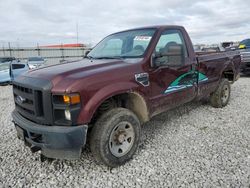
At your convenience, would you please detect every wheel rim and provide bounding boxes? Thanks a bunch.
[221,84,229,104]
[109,122,135,157]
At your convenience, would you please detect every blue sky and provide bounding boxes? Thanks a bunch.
[0,0,249,47]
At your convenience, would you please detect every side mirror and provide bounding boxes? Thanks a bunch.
[153,44,184,67]
[84,50,91,57]
[156,45,183,57]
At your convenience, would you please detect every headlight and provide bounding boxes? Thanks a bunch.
[52,93,81,125]
[28,64,37,69]
[64,109,71,121]
[28,63,44,69]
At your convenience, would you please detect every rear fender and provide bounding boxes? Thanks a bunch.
[221,60,236,81]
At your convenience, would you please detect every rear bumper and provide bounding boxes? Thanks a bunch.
[12,110,88,160]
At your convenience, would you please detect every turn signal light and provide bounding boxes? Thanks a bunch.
[63,94,81,104]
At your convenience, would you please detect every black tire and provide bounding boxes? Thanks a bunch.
[90,108,141,167]
[210,78,231,108]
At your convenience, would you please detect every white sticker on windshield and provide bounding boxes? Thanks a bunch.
[134,36,152,41]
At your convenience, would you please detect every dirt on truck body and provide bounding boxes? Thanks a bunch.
[12,25,241,167]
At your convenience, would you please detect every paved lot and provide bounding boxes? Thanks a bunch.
[0,78,249,187]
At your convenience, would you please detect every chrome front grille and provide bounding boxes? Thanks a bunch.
[13,77,53,125]
[13,84,44,120]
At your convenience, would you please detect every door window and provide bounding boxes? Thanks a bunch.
[154,30,188,67]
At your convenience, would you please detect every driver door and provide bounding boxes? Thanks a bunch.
[149,29,197,115]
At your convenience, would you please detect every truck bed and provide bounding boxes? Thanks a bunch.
[196,51,240,63]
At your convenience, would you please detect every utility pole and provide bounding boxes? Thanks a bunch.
[2,45,5,56]
[17,38,20,58]
[37,43,40,56]
[8,42,12,57]
[76,22,79,44]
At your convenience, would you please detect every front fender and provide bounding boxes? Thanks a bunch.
[77,81,139,124]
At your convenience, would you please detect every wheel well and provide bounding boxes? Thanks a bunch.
[91,92,149,124]
[223,70,234,81]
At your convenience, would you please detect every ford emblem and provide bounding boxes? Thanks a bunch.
[16,95,26,104]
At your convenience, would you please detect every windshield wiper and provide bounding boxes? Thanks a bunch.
[94,56,125,60]
[86,55,94,60]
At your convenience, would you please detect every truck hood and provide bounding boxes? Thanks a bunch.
[23,58,141,91]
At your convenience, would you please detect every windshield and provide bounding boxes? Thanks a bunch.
[88,29,156,59]
[0,64,9,71]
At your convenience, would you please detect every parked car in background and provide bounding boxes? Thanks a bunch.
[238,39,250,49]
[201,46,221,52]
[221,42,239,51]
[193,45,203,52]
[238,39,250,74]
[0,57,16,85]
[0,57,16,63]
[10,61,29,81]
[194,45,223,53]
[27,57,46,69]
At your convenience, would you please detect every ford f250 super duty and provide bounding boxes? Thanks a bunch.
[12,26,241,167]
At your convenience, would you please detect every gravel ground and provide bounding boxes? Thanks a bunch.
[0,78,250,188]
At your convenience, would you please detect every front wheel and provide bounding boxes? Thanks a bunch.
[210,78,231,108]
[90,108,141,167]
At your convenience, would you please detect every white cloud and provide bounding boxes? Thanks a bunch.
[0,0,249,47]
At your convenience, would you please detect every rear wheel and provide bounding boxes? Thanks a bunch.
[210,78,231,108]
[90,108,141,167]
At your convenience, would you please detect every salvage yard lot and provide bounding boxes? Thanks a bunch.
[0,78,250,187]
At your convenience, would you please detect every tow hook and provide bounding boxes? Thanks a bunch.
[40,154,54,163]
[31,146,54,162]
[30,145,41,153]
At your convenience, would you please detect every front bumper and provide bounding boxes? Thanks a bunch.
[12,110,88,160]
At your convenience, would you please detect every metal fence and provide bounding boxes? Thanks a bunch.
[0,46,91,65]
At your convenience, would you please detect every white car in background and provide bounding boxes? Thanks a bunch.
[26,57,46,69]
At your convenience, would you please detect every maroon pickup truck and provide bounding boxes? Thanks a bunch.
[12,25,241,167]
